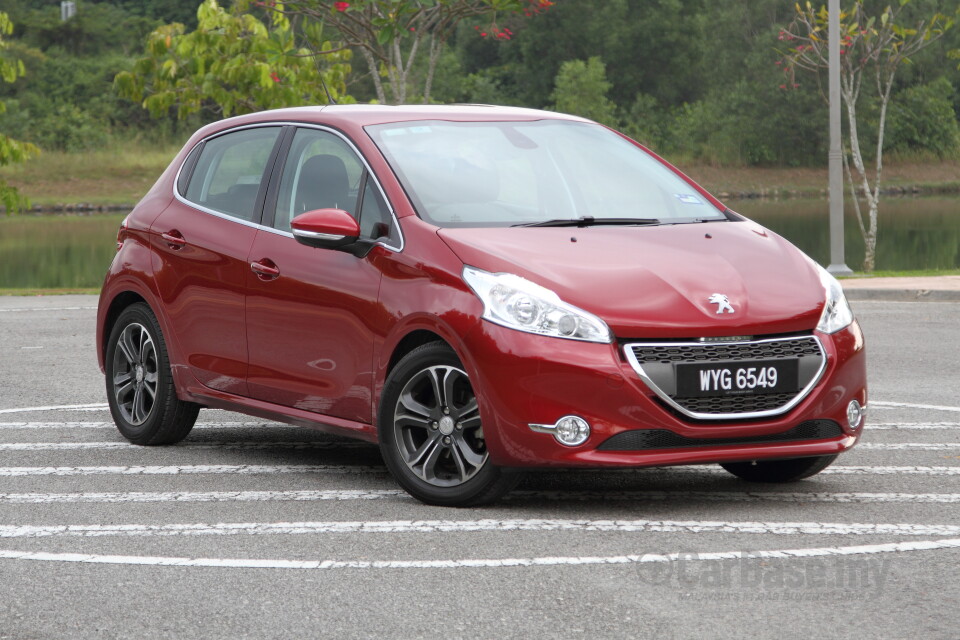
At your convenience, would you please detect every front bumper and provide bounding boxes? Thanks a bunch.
[464,320,866,468]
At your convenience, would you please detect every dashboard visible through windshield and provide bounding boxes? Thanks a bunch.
[366,119,727,228]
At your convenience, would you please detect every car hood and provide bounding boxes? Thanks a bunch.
[437,221,826,338]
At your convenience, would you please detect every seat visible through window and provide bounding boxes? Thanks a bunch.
[294,154,351,214]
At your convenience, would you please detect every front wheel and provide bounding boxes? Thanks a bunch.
[378,342,520,506]
[720,454,838,483]
[105,303,199,445]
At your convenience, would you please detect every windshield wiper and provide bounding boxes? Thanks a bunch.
[512,216,660,228]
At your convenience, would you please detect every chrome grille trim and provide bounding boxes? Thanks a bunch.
[623,335,827,421]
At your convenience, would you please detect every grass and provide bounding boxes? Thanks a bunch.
[1,138,960,207]
[0,288,100,296]
[682,159,960,197]
[839,269,960,278]
[0,139,184,208]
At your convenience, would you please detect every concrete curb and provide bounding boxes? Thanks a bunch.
[844,288,960,302]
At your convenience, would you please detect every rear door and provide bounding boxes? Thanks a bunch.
[150,126,283,395]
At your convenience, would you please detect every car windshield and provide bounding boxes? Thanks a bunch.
[366,119,726,228]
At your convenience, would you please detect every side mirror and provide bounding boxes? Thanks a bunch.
[290,208,374,257]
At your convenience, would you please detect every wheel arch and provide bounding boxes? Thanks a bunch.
[385,329,451,377]
[100,291,149,362]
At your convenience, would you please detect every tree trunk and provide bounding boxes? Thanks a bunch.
[862,202,878,272]
[360,48,386,104]
[423,36,443,104]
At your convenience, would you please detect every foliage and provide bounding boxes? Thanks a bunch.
[115,0,353,119]
[251,0,553,104]
[0,11,37,214]
[454,0,705,114]
[548,57,616,126]
[886,77,960,157]
[0,1,159,56]
[0,51,154,152]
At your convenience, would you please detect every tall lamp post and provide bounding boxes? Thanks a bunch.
[827,0,853,275]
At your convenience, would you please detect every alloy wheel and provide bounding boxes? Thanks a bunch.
[111,322,158,426]
[392,364,487,487]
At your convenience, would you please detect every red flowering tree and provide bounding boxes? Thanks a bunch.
[779,1,952,272]
[243,0,554,104]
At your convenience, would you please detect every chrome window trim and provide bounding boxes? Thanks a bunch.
[171,121,405,253]
[623,335,828,421]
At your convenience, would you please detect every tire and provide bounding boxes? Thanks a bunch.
[105,302,199,445]
[378,342,520,506]
[720,454,838,483]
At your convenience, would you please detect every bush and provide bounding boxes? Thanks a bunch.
[886,77,960,158]
[549,57,617,127]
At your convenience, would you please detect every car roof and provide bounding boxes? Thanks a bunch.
[192,104,589,140]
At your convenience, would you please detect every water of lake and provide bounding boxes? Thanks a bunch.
[0,196,958,288]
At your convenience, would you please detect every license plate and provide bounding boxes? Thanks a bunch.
[675,360,799,398]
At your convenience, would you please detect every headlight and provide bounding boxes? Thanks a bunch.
[815,264,854,334]
[462,266,612,343]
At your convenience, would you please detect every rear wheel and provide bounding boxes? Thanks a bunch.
[720,454,838,483]
[378,342,520,506]
[105,303,199,445]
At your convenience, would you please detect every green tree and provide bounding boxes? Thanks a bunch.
[115,0,353,120]
[0,11,38,214]
[886,77,960,157]
[454,0,706,112]
[781,0,953,272]
[548,56,616,125]
[252,0,553,104]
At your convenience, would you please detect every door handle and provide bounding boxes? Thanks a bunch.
[161,230,187,250]
[250,259,280,280]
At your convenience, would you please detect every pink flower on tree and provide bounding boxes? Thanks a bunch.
[333,2,349,12]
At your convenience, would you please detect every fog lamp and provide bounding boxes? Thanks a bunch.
[528,415,591,447]
[847,400,863,430]
[555,416,590,446]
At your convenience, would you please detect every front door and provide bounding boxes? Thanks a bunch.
[245,126,398,423]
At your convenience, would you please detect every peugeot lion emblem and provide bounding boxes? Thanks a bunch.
[708,293,735,314]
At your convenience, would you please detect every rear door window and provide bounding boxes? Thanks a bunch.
[183,127,282,223]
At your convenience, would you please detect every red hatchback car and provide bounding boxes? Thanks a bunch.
[97,105,867,506]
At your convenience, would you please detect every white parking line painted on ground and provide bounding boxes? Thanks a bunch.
[871,401,960,413]
[0,422,281,430]
[2,536,960,570]
[868,423,960,430]
[0,404,108,415]
[859,443,960,450]
[5,536,960,570]
[0,440,370,452]
[2,518,959,539]
[667,466,960,476]
[0,489,408,504]
[0,464,387,477]
[3,489,960,505]
[0,464,958,478]
[0,306,97,313]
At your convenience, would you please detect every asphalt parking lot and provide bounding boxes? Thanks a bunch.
[0,295,958,639]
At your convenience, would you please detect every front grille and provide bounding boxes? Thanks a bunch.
[623,335,826,420]
[598,420,843,451]
[630,339,822,365]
